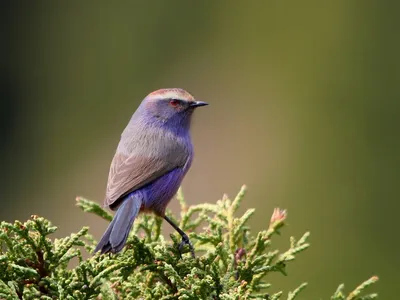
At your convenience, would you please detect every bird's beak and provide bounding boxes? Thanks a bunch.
[190,101,209,107]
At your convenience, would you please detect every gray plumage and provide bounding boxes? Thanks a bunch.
[95,88,208,254]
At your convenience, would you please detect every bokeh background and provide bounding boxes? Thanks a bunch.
[2,1,399,298]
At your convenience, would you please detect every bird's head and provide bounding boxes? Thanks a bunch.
[140,88,208,127]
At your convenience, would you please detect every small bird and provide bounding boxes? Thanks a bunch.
[94,88,208,256]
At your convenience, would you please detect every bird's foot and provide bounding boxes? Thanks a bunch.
[163,215,195,258]
[178,233,195,258]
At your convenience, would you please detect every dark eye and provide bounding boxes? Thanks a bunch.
[169,99,180,107]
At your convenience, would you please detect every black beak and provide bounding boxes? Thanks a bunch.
[190,101,209,107]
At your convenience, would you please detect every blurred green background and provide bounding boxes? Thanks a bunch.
[2,1,399,298]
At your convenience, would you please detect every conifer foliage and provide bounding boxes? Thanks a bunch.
[0,186,378,299]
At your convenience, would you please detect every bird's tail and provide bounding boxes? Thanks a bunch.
[94,193,141,254]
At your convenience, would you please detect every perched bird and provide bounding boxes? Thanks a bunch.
[94,88,208,256]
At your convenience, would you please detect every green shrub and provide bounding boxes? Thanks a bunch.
[0,186,378,299]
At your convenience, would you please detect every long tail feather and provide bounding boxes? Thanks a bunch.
[94,193,141,254]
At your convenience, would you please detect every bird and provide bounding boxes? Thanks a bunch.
[94,88,208,257]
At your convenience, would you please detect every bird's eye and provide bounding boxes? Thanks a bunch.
[169,99,180,107]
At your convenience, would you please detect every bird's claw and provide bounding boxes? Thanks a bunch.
[178,234,195,258]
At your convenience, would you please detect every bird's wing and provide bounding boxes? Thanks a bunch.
[104,151,186,208]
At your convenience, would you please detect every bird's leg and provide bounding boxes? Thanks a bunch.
[163,216,195,258]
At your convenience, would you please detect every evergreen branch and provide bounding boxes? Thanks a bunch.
[0,186,379,299]
[347,276,379,300]
[76,196,113,221]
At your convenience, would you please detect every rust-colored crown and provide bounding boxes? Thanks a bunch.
[146,88,195,102]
